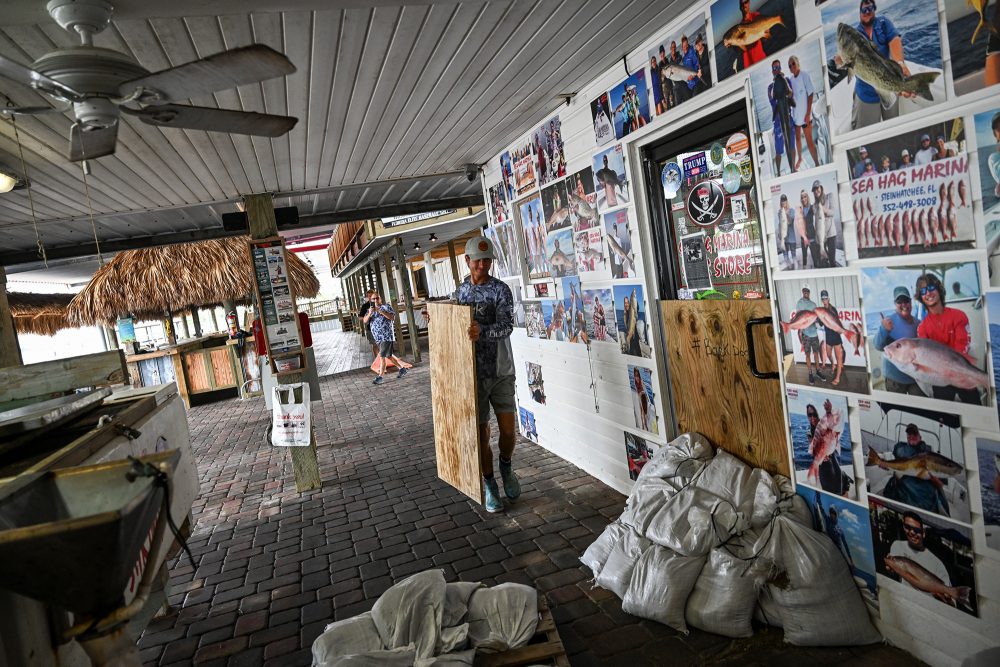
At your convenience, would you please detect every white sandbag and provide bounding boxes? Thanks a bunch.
[685,546,760,638]
[692,450,756,518]
[757,515,881,646]
[773,475,811,526]
[443,582,482,628]
[754,585,783,628]
[426,649,476,666]
[594,527,651,597]
[312,612,385,666]
[620,478,674,534]
[466,583,539,653]
[747,468,781,529]
[645,485,747,556]
[371,570,447,660]
[636,433,713,483]
[320,648,416,666]
[580,520,628,578]
[621,545,704,633]
[436,624,469,657]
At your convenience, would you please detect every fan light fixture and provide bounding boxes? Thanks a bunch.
[414,242,421,250]
[429,234,438,242]
[0,169,25,194]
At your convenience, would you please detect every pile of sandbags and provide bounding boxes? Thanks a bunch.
[582,433,881,646]
[312,570,539,666]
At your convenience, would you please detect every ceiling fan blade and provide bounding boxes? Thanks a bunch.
[0,54,83,101]
[0,105,68,116]
[69,123,119,162]
[119,45,296,102]
[126,104,297,137]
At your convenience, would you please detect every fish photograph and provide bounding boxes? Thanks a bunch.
[566,166,600,232]
[647,14,714,117]
[860,262,989,406]
[604,209,640,279]
[786,387,857,499]
[615,284,652,358]
[510,134,538,196]
[575,226,606,275]
[541,180,572,233]
[975,438,1000,552]
[590,92,615,148]
[711,0,798,82]
[524,301,545,338]
[583,288,619,345]
[796,486,879,608]
[869,496,978,617]
[499,151,515,201]
[526,362,546,405]
[518,195,549,279]
[820,0,946,135]
[860,399,970,523]
[768,169,843,270]
[944,0,1000,97]
[627,364,659,435]
[847,118,974,259]
[483,221,518,279]
[625,431,660,480]
[562,276,588,345]
[532,115,565,189]
[775,274,870,393]
[592,143,630,212]
[545,227,577,278]
[487,182,510,225]
[975,109,1000,286]
[607,70,651,141]
[749,37,832,177]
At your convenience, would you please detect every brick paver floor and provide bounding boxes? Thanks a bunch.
[140,360,918,666]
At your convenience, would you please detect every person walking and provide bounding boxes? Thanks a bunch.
[357,289,379,359]
[363,292,409,386]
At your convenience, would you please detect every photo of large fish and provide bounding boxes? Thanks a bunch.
[780,307,860,349]
[881,338,989,394]
[866,448,964,478]
[723,15,784,50]
[884,555,972,609]
[808,406,844,484]
[835,23,940,105]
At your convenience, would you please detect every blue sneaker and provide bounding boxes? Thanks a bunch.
[499,461,521,500]
[397,367,408,379]
[373,376,384,385]
[483,477,504,513]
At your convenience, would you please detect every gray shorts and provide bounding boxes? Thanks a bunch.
[801,335,821,355]
[377,341,395,358]
[851,93,898,131]
[477,374,516,424]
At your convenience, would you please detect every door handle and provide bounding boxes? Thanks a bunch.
[745,317,779,380]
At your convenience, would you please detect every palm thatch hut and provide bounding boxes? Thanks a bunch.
[68,236,320,326]
[7,292,77,336]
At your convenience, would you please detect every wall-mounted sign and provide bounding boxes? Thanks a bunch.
[249,237,305,370]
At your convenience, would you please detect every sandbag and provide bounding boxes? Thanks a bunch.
[692,450,756,518]
[622,544,704,633]
[619,478,674,535]
[594,527,650,597]
[645,485,747,556]
[312,612,385,666]
[443,582,482,628]
[466,583,538,653]
[636,433,713,483]
[756,515,881,646]
[371,570,447,660]
[580,520,628,578]
[685,546,760,638]
[320,649,416,666]
[754,585,783,628]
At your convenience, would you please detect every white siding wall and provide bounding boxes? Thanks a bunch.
[478,1,1000,664]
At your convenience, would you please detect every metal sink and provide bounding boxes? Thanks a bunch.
[0,450,179,617]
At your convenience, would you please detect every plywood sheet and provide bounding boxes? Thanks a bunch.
[428,302,482,504]
[0,350,126,408]
[661,299,789,477]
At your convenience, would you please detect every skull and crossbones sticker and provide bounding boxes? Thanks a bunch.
[685,179,725,227]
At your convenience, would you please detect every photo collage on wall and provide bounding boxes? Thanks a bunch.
[647,13,714,118]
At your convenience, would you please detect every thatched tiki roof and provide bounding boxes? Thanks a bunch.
[7,292,76,336]
[68,236,320,326]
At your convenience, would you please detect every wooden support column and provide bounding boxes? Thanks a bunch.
[178,313,191,339]
[395,241,421,363]
[245,192,321,493]
[447,240,461,289]
[191,308,203,337]
[0,267,23,367]
[209,307,220,332]
[164,310,177,345]
[380,251,406,356]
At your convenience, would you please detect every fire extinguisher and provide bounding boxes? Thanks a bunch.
[227,311,240,338]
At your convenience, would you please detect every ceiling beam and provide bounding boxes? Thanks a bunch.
[0,194,482,267]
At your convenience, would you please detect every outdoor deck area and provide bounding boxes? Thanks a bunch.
[310,325,374,377]
[139,361,917,667]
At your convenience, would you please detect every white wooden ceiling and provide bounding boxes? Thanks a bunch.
[0,0,674,266]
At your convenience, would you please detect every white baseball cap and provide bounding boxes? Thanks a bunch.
[464,236,496,261]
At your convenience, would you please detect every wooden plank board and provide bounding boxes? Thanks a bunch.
[660,299,789,477]
[0,350,126,407]
[427,302,482,504]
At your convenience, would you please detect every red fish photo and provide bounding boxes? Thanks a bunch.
[860,399,969,524]
[711,0,799,82]
[860,262,989,406]
[786,387,856,499]
[869,496,978,617]
[775,274,869,393]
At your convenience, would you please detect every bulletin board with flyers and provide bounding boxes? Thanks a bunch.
[249,237,307,374]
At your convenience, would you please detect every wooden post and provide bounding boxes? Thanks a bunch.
[191,308,203,338]
[380,252,406,356]
[104,325,119,349]
[244,192,321,493]
[210,307,220,332]
[164,311,177,345]
[0,267,23,368]
[447,240,461,289]
[395,241,421,363]
[178,313,191,339]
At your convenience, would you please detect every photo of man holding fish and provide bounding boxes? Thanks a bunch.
[860,399,969,522]
[861,263,989,406]
[975,109,1000,286]
[869,497,978,617]
[975,438,1000,552]
[821,0,945,135]
[776,274,870,393]
[647,15,714,116]
[711,0,799,82]
[787,388,856,498]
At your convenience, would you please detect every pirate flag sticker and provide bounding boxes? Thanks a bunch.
[686,179,725,227]
[661,162,682,199]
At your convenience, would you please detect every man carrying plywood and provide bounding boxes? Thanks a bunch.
[427,236,520,513]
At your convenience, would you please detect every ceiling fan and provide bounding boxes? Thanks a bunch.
[0,0,299,162]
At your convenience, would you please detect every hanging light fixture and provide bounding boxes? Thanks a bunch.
[414,241,421,250]
[0,168,25,193]
[429,233,438,242]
